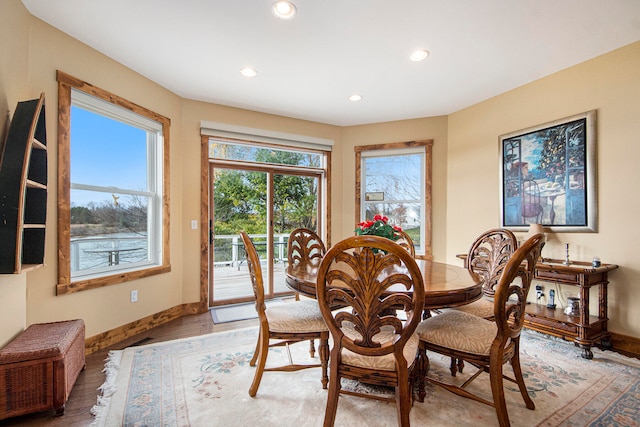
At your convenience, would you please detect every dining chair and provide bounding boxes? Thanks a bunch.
[240,231,329,397]
[316,235,425,427]
[436,229,518,375]
[287,227,327,356]
[446,229,520,375]
[395,229,416,257]
[287,227,326,267]
[414,233,545,427]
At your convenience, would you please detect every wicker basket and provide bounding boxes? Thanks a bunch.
[0,319,85,420]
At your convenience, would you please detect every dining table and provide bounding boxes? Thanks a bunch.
[285,258,483,311]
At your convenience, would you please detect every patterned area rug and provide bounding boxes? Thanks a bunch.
[90,327,639,427]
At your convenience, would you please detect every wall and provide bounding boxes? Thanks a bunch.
[0,0,31,346]
[446,41,640,337]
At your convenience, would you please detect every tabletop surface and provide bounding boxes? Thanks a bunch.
[286,259,483,309]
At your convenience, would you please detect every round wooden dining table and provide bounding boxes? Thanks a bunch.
[285,259,483,310]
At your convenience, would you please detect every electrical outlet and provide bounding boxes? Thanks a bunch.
[131,290,138,303]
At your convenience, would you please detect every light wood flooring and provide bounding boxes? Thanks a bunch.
[0,312,257,427]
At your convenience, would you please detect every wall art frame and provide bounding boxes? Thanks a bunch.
[499,110,597,232]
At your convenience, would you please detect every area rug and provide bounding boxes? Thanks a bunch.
[90,327,640,427]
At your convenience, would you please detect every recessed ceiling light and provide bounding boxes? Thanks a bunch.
[272,1,297,20]
[240,67,258,78]
[410,49,430,62]
[348,94,363,102]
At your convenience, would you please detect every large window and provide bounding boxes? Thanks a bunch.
[355,140,432,259]
[56,71,170,294]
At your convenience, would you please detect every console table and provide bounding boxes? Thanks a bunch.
[525,258,618,359]
[456,254,618,359]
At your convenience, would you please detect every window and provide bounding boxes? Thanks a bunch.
[56,71,170,294]
[355,140,432,259]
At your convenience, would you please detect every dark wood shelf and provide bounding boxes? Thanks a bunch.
[0,93,48,274]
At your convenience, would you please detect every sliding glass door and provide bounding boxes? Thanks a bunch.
[209,164,322,305]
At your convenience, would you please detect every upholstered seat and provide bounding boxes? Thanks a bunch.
[340,323,420,371]
[416,310,499,355]
[266,299,328,333]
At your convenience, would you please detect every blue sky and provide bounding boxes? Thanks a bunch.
[71,106,147,206]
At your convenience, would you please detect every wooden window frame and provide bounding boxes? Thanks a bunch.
[355,140,433,260]
[56,71,171,294]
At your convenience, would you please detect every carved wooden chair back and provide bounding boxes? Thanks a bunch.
[395,229,416,257]
[467,228,518,298]
[288,228,326,266]
[415,234,545,427]
[316,235,425,427]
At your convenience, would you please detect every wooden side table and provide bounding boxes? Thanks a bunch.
[524,259,618,359]
[456,254,618,359]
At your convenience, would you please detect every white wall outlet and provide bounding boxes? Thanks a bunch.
[131,289,138,302]
[191,220,198,230]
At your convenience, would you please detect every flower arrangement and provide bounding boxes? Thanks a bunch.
[354,214,403,241]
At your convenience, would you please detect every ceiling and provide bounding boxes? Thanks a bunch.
[21,0,640,126]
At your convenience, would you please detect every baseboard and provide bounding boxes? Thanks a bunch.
[84,301,205,354]
[610,331,640,358]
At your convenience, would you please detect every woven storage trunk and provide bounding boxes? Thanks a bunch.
[0,319,85,420]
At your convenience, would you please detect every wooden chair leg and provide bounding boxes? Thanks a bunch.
[309,338,316,358]
[511,347,535,410]
[396,368,412,427]
[490,361,510,427]
[249,329,261,366]
[319,335,329,389]
[248,331,269,397]
[415,345,428,403]
[323,351,341,427]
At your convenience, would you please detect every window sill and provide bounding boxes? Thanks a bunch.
[56,264,171,295]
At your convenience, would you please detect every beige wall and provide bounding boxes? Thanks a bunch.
[446,42,640,337]
[0,1,32,344]
[1,0,638,346]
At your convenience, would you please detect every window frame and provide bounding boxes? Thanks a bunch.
[56,71,171,294]
[355,140,433,260]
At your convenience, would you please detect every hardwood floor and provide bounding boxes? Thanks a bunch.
[0,312,258,427]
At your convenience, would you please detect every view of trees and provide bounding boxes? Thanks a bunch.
[70,196,148,237]
[213,149,318,236]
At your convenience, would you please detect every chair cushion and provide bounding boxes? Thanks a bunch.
[340,323,419,371]
[450,297,494,319]
[266,299,328,333]
[416,310,497,356]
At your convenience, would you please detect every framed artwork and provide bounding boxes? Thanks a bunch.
[499,110,597,232]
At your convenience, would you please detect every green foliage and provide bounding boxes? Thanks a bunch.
[354,214,402,241]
